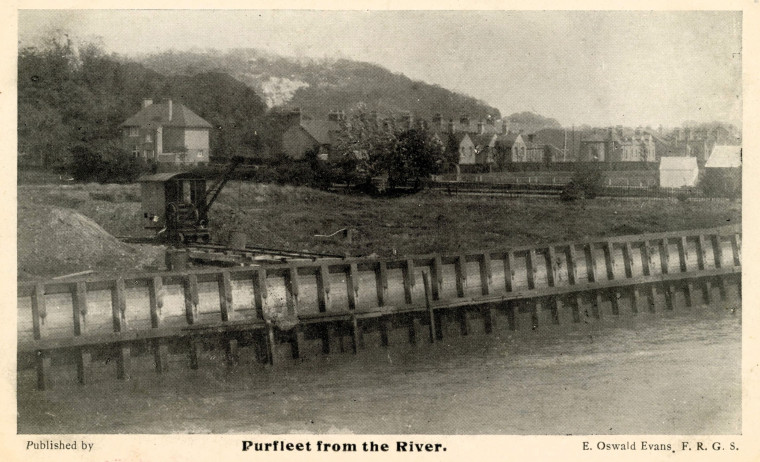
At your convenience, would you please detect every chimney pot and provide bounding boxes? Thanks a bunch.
[168,100,173,121]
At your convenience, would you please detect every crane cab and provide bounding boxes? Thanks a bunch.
[138,172,210,244]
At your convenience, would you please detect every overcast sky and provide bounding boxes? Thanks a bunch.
[18,9,742,128]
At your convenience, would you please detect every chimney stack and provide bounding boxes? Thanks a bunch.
[477,120,485,135]
[501,120,508,135]
[460,114,470,129]
[448,119,455,134]
[143,99,153,108]
[168,100,173,121]
[288,107,302,126]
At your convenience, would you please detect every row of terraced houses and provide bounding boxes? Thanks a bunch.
[119,100,740,177]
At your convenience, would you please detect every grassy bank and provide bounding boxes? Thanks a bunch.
[19,182,741,264]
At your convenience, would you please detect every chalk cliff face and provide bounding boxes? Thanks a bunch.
[136,49,502,121]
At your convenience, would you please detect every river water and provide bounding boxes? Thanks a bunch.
[17,313,740,435]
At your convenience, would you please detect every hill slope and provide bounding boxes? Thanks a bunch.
[137,49,502,121]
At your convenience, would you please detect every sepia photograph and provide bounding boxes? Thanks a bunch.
[12,7,744,441]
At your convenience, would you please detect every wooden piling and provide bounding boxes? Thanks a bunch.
[505,251,516,292]
[697,235,709,270]
[112,279,130,380]
[480,252,492,295]
[604,242,615,280]
[678,237,689,272]
[36,351,51,391]
[546,247,557,287]
[526,249,537,290]
[184,274,199,325]
[585,244,598,283]
[731,233,741,267]
[317,264,331,312]
[347,263,360,309]
[350,316,361,353]
[623,242,634,278]
[380,317,392,346]
[72,282,90,384]
[376,261,389,306]
[455,254,467,297]
[253,268,268,320]
[483,305,497,333]
[422,271,437,342]
[428,256,442,300]
[218,272,233,322]
[149,277,170,373]
[291,326,306,359]
[566,246,579,285]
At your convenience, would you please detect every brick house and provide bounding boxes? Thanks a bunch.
[120,99,212,165]
[281,110,342,160]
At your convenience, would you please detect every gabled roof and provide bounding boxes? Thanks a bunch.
[120,101,213,129]
[660,156,698,170]
[471,133,497,148]
[299,120,341,145]
[706,145,742,168]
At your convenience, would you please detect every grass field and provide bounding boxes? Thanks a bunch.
[18,181,741,277]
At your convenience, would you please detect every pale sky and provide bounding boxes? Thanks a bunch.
[18,9,742,128]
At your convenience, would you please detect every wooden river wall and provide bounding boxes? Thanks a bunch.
[18,225,741,389]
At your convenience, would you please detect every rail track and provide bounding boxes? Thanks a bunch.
[18,225,740,389]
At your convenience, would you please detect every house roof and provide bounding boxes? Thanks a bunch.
[659,156,698,170]
[495,133,521,147]
[300,120,341,145]
[471,133,497,148]
[706,145,742,168]
[120,101,213,129]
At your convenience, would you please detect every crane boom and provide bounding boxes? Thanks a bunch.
[201,156,245,215]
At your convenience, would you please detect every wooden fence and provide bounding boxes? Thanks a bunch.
[18,225,741,389]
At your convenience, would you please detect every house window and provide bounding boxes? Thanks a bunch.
[128,127,139,137]
[132,147,139,158]
[145,133,152,142]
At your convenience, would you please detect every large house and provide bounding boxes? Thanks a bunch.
[579,128,656,162]
[494,133,527,164]
[120,99,212,165]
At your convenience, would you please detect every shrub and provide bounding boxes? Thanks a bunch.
[561,163,604,201]
[68,143,150,183]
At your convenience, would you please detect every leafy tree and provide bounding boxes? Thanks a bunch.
[329,114,444,191]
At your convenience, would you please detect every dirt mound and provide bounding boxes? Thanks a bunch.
[18,204,164,278]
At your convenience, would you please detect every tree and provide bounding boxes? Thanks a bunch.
[329,114,445,191]
[561,163,604,201]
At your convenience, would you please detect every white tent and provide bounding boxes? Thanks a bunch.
[659,157,699,188]
[706,145,741,168]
